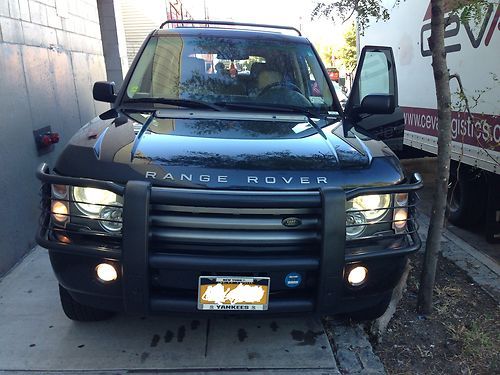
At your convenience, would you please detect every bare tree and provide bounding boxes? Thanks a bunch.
[416,0,452,315]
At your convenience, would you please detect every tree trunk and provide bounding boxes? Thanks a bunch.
[417,0,453,315]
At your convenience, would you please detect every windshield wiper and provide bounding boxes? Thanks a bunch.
[214,102,329,139]
[124,97,222,111]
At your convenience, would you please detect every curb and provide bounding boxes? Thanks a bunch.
[324,319,386,375]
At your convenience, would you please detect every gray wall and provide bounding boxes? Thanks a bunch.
[0,0,108,276]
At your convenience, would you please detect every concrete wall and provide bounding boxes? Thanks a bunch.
[0,0,108,276]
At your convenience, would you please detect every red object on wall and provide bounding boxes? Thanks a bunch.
[38,132,60,148]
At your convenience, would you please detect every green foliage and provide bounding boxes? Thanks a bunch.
[336,23,357,71]
[318,44,335,67]
[311,0,497,31]
[311,0,402,32]
[456,0,498,25]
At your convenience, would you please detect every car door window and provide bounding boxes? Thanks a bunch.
[358,51,391,102]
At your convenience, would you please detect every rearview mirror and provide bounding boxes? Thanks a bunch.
[358,94,395,115]
[93,81,117,103]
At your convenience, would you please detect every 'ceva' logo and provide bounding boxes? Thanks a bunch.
[420,1,499,57]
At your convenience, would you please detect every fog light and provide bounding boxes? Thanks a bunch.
[51,201,68,223]
[96,263,118,282]
[348,266,368,287]
[393,208,408,230]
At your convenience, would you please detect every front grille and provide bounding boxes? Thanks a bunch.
[149,188,322,256]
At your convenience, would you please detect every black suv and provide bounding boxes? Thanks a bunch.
[37,21,422,321]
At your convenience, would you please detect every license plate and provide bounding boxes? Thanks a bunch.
[198,276,270,311]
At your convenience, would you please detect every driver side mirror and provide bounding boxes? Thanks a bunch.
[357,94,395,115]
[93,81,117,103]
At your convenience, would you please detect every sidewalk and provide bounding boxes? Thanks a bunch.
[0,247,347,374]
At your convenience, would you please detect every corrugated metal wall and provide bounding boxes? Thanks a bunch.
[120,0,168,64]
[120,0,194,65]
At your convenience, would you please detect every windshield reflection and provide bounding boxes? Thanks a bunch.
[125,34,334,112]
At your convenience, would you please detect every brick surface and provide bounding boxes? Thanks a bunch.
[45,5,62,29]
[0,17,24,44]
[0,1,9,17]
[28,0,48,25]
[18,0,31,21]
[22,21,57,47]
[7,0,21,19]
[55,0,69,18]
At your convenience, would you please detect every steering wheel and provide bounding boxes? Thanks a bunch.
[258,81,303,97]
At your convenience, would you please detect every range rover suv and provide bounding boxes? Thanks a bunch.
[37,20,422,321]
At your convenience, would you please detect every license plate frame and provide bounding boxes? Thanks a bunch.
[197,276,270,311]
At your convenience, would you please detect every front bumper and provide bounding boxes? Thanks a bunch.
[36,163,423,315]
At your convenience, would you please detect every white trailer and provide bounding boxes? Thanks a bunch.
[358,0,500,241]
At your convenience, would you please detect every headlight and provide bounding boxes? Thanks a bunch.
[72,187,117,216]
[350,194,391,222]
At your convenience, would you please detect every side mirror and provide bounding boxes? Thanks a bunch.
[93,81,117,103]
[358,94,395,115]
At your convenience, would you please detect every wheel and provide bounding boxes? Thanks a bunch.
[59,284,115,322]
[347,296,391,322]
[447,163,487,228]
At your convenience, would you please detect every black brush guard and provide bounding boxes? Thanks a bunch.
[36,163,423,314]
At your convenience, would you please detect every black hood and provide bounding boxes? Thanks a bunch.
[55,110,404,190]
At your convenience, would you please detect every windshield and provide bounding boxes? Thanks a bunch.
[125,34,335,113]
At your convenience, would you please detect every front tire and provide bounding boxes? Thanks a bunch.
[59,285,115,322]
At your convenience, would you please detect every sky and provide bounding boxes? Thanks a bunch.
[179,0,351,49]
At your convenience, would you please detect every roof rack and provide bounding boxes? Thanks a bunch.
[159,19,302,36]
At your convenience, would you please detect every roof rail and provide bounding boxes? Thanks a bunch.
[159,19,302,36]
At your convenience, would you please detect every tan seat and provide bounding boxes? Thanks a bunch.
[257,70,282,90]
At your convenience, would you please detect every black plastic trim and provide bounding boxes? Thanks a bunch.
[316,188,346,313]
[36,223,122,259]
[346,173,423,200]
[150,293,313,313]
[122,181,151,314]
[149,253,319,271]
[37,163,125,195]
[150,187,321,208]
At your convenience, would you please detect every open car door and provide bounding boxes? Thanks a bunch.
[343,46,404,151]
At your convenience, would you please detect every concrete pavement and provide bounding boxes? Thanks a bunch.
[0,247,342,374]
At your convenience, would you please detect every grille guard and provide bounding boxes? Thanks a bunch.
[36,162,423,261]
[36,162,423,314]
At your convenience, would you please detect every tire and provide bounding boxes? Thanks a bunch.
[347,296,391,322]
[447,163,487,228]
[59,285,115,322]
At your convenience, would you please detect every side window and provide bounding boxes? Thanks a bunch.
[127,37,158,98]
[358,51,392,102]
